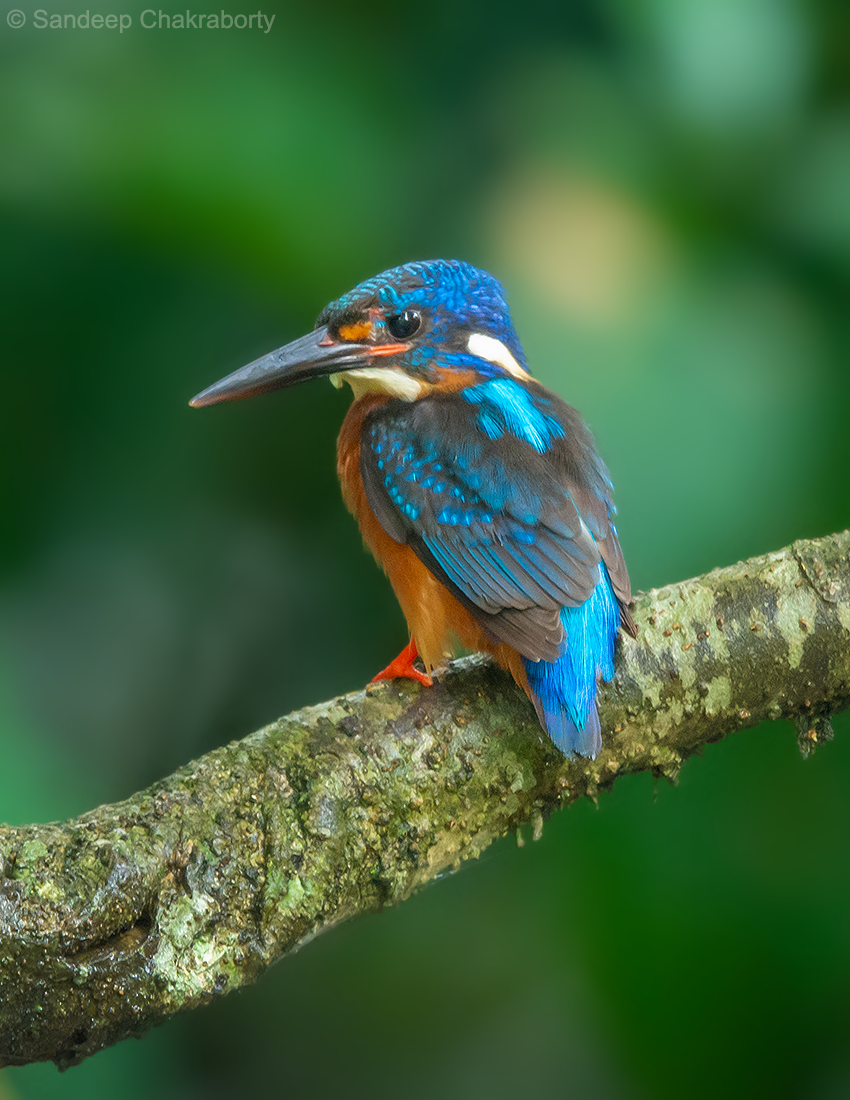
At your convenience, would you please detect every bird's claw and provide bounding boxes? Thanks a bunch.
[370,639,433,687]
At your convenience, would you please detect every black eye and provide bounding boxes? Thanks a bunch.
[386,309,422,340]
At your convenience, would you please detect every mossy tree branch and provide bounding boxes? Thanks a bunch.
[1,531,849,1070]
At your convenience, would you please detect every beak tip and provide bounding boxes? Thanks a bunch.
[189,389,217,408]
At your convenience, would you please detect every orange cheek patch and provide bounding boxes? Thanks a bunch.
[339,321,372,342]
[431,367,483,392]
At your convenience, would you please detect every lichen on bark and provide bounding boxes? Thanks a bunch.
[1,531,848,1070]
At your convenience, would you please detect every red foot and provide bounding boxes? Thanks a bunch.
[370,639,433,687]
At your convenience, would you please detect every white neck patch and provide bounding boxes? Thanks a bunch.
[330,367,422,402]
[467,333,529,380]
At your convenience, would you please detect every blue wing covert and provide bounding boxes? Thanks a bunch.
[359,378,633,663]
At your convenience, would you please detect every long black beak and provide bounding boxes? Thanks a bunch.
[189,326,400,408]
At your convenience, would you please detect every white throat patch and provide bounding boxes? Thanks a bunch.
[467,333,529,380]
[330,367,422,402]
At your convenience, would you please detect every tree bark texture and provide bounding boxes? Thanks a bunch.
[1,531,849,1069]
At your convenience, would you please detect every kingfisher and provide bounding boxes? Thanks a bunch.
[190,260,636,758]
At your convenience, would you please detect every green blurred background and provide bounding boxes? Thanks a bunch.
[2,0,850,1097]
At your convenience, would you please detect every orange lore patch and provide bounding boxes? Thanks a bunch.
[338,320,372,342]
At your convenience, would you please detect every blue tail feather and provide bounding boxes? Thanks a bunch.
[522,563,619,759]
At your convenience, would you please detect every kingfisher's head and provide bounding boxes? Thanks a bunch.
[189,260,531,408]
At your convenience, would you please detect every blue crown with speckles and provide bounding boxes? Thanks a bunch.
[317,259,529,374]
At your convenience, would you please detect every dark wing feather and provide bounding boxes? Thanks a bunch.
[360,383,630,660]
[568,474,636,637]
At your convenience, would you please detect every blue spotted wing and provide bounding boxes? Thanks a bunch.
[360,378,633,661]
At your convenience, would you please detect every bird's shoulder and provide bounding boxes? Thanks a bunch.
[359,377,614,528]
